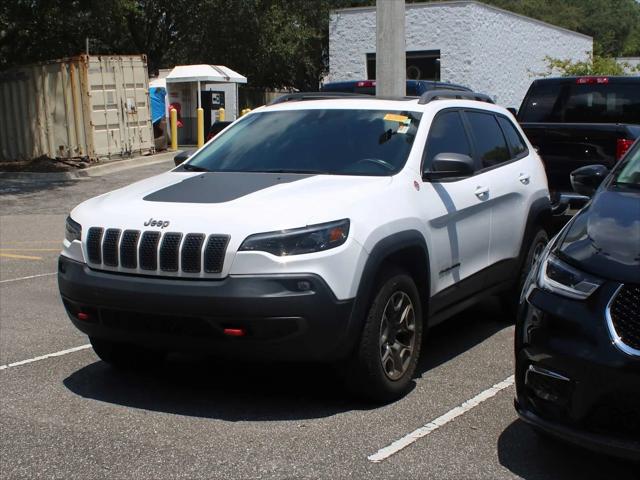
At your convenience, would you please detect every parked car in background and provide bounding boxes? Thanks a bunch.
[321,79,472,96]
[515,139,640,461]
[59,90,550,402]
[516,76,640,196]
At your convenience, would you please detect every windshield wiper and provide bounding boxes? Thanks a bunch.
[256,169,326,174]
[612,180,640,190]
[182,163,211,172]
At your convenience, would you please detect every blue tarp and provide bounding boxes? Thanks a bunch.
[149,87,166,124]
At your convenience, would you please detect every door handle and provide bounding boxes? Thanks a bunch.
[475,186,489,198]
[519,173,531,185]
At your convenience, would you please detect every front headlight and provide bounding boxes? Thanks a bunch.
[65,216,82,242]
[239,219,350,256]
[537,249,602,300]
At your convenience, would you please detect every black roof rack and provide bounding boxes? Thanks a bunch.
[269,92,369,105]
[418,90,494,105]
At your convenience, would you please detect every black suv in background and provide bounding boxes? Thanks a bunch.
[515,139,640,461]
[517,76,640,194]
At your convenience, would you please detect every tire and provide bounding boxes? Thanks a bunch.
[502,229,549,319]
[90,337,165,370]
[346,266,423,403]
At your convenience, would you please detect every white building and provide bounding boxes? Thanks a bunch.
[328,0,593,107]
[616,57,640,75]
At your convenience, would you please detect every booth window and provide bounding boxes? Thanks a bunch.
[366,50,441,81]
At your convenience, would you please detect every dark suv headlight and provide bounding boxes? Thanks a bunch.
[537,248,602,300]
[65,216,82,242]
[239,219,349,256]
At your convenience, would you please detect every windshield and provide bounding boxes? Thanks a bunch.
[519,82,640,124]
[614,142,640,189]
[184,109,422,176]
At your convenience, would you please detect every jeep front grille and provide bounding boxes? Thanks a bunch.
[86,227,104,264]
[607,284,640,356]
[102,229,121,267]
[139,231,161,270]
[204,235,229,273]
[181,233,205,273]
[119,230,140,269]
[159,232,182,272]
[85,228,229,276]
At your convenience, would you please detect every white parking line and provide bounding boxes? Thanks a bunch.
[0,272,56,284]
[368,375,515,463]
[0,344,91,371]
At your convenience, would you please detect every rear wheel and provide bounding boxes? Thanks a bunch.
[90,337,165,370]
[346,267,423,403]
[502,229,548,319]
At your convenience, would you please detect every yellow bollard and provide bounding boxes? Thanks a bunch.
[218,107,225,122]
[170,108,178,151]
[197,107,204,148]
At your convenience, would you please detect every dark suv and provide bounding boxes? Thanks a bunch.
[515,139,640,460]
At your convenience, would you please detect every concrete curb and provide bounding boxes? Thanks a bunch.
[0,151,179,182]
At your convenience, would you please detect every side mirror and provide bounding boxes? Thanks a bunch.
[507,107,518,117]
[570,164,609,197]
[174,149,196,166]
[423,153,475,181]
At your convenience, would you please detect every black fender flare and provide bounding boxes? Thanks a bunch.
[514,196,552,277]
[338,230,431,357]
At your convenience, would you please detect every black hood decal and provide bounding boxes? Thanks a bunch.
[143,172,315,204]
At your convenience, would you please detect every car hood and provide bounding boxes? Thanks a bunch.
[557,187,640,284]
[72,170,393,236]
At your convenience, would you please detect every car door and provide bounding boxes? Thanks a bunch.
[463,111,532,276]
[419,109,492,298]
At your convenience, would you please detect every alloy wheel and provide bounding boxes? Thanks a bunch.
[379,291,417,381]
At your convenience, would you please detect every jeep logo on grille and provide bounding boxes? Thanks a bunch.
[144,218,170,229]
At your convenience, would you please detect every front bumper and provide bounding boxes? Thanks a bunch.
[58,255,357,361]
[515,284,640,461]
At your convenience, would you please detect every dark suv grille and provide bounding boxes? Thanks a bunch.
[85,228,229,276]
[609,284,640,353]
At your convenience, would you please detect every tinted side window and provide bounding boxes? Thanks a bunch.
[518,82,566,122]
[466,112,510,168]
[563,84,640,123]
[424,111,471,171]
[497,116,527,158]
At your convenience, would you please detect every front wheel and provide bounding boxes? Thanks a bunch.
[90,337,165,370]
[346,267,423,403]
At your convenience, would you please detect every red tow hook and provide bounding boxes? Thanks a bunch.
[223,328,246,337]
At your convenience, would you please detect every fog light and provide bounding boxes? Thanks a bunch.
[525,365,571,406]
[297,280,311,291]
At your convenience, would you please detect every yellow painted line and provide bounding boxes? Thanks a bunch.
[0,253,43,260]
[0,248,60,252]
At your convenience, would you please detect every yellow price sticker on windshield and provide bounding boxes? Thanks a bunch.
[383,113,409,123]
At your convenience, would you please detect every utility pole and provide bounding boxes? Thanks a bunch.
[376,0,406,97]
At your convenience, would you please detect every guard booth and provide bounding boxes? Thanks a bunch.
[165,65,247,145]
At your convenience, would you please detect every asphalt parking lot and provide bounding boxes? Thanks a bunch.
[0,159,637,479]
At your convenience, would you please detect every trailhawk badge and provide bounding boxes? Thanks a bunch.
[144,218,170,229]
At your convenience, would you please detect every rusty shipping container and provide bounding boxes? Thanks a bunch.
[0,55,154,162]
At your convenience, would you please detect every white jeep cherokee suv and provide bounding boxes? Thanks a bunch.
[59,91,551,401]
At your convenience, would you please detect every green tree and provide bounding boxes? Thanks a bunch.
[541,53,640,76]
